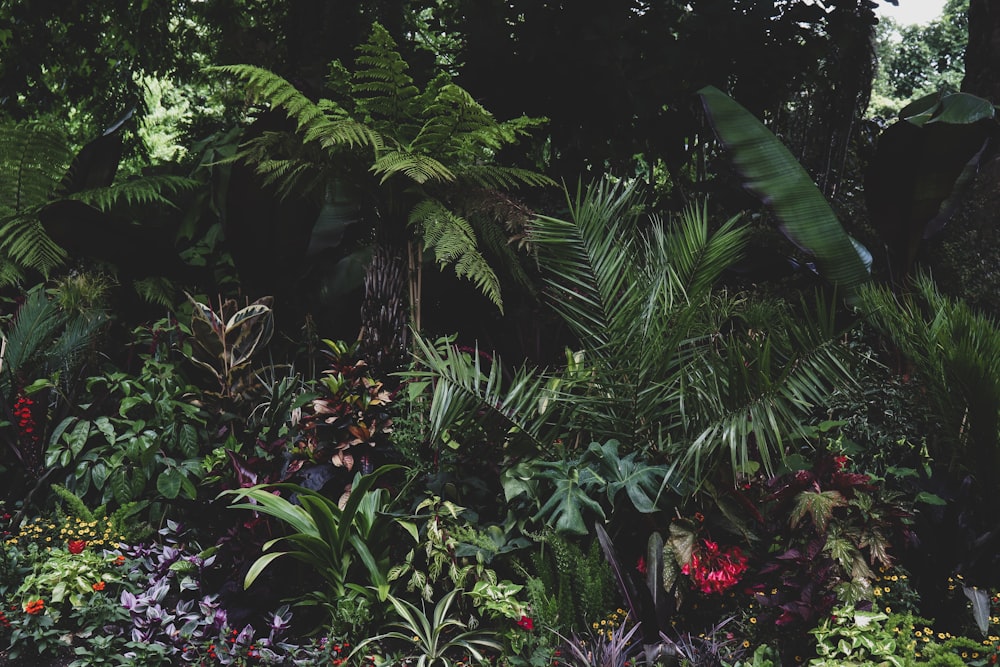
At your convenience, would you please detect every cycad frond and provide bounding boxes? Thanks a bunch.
[409,198,502,310]
[0,288,104,401]
[0,289,64,394]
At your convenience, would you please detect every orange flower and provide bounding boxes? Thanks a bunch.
[113,554,126,566]
[92,581,106,591]
[24,599,44,615]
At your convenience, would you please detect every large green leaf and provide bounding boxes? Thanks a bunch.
[586,439,672,513]
[866,92,994,282]
[699,85,870,298]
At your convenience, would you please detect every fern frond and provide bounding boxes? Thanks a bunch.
[410,198,502,310]
[0,214,67,276]
[373,150,455,185]
[460,165,556,189]
[71,174,197,211]
[0,121,73,216]
[212,64,382,151]
[132,277,176,307]
[51,485,96,522]
[0,261,24,288]
[351,24,420,125]
[468,205,535,295]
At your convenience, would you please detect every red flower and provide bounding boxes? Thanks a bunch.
[91,581,106,591]
[636,555,647,574]
[682,539,748,595]
[24,599,45,615]
[68,540,87,554]
[516,615,534,631]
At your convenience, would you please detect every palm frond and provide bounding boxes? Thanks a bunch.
[409,198,502,310]
[676,294,856,479]
[859,274,1000,469]
[404,333,565,452]
[528,178,643,350]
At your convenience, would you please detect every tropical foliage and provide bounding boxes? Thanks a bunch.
[3,4,999,667]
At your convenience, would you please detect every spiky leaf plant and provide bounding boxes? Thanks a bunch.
[858,273,1000,479]
[410,179,857,486]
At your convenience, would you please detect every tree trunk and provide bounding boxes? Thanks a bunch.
[963,0,1000,101]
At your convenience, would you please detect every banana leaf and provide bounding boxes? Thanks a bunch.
[699,85,870,298]
[865,92,995,283]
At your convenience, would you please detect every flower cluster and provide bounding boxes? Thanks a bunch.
[682,539,749,595]
[0,610,11,629]
[24,599,44,615]
[68,539,87,554]
[13,393,38,444]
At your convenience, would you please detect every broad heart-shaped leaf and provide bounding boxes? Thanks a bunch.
[699,86,870,299]
[585,440,669,513]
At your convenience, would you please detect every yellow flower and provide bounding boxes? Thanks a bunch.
[749,617,757,624]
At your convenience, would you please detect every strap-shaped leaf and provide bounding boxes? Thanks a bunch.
[699,85,869,297]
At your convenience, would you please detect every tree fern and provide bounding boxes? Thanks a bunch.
[217,22,552,330]
[410,198,502,310]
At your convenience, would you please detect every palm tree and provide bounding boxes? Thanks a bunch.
[408,179,857,484]
[216,23,552,370]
